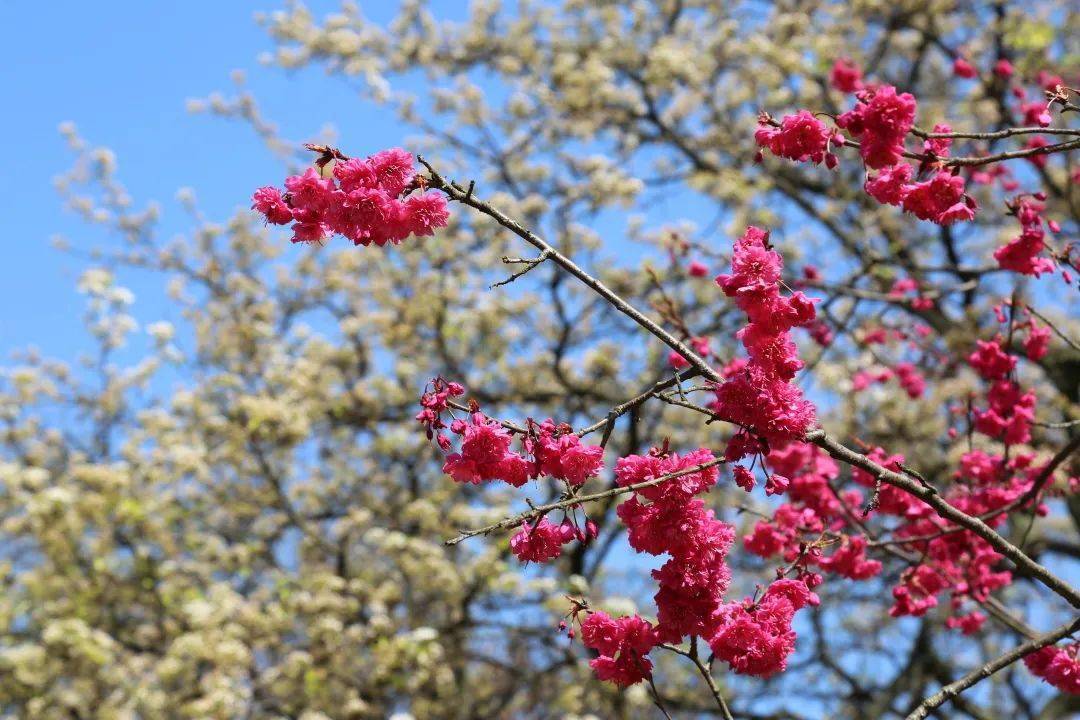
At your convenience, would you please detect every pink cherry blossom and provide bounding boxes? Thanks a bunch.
[580,612,658,687]
[829,58,863,93]
[837,85,918,169]
[953,57,978,79]
[510,518,573,563]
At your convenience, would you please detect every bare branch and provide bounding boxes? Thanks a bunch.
[906,616,1080,720]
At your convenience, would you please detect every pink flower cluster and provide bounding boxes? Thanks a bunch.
[709,579,819,678]
[945,611,988,636]
[419,380,818,687]
[865,164,975,225]
[886,355,1079,628]
[615,448,733,642]
[754,110,841,167]
[741,442,882,582]
[881,442,1064,620]
[968,338,1036,445]
[758,61,1080,282]
[711,227,818,456]
[1021,100,1053,128]
[829,58,863,94]
[967,339,1016,381]
[419,381,604,493]
[577,442,821,686]
[758,71,980,227]
[922,123,954,157]
[530,419,607,487]
[888,277,935,311]
[509,518,578,563]
[893,362,926,399]
[737,424,1055,634]
[442,414,532,487]
[1025,642,1080,695]
[852,447,927,518]
[836,84,917,169]
[817,535,883,580]
[415,377,466,448]
[713,283,1050,629]
[889,499,1014,618]
[580,612,658,687]
[953,57,978,79]
[994,196,1056,277]
[252,148,449,246]
[419,381,605,564]
[1025,321,1051,361]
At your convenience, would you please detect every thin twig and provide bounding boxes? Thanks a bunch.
[576,368,703,437]
[944,137,1080,167]
[1033,418,1080,429]
[660,638,736,720]
[491,250,551,288]
[643,667,674,720]
[912,125,1080,140]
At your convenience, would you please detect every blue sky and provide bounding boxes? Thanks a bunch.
[0,1,461,358]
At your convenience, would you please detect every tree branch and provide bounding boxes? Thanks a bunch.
[906,616,1080,720]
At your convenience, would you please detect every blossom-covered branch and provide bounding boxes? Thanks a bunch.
[247,29,1080,714]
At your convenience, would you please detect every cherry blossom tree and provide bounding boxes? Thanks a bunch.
[3,1,1080,719]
